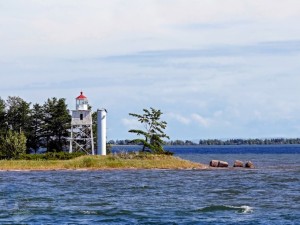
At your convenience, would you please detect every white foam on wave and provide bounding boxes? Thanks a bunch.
[80,210,98,215]
[224,205,254,214]
[198,205,254,214]
[240,205,254,213]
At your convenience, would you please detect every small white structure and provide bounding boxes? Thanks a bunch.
[97,109,107,155]
[69,92,95,155]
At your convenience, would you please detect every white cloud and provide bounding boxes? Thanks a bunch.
[1,0,300,139]
[121,118,143,130]
[167,112,190,125]
[2,0,300,58]
[191,114,212,127]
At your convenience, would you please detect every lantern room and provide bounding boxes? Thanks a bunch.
[76,91,88,110]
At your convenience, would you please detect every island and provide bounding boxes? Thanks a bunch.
[0,154,208,171]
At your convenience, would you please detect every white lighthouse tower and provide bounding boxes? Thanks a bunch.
[69,91,95,155]
[97,109,107,155]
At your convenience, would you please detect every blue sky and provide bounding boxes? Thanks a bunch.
[1,0,300,140]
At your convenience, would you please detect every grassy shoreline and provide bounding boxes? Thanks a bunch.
[0,155,208,171]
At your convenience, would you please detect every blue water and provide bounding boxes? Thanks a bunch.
[0,145,300,224]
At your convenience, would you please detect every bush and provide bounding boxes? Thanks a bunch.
[163,150,174,156]
[106,144,112,155]
[14,152,85,160]
[0,130,27,159]
[109,151,167,160]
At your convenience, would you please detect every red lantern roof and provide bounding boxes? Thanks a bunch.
[76,91,87,100]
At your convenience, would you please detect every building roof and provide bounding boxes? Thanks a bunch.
[76,91,87,100]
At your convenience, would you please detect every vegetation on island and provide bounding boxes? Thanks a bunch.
[0,96,204,170]
[0,97,191,170]
[0,96,174,164]
[0,153,207,170]
[128,107,171,154]
[0,96,112,159]
[0,96,71,158]
[0,130,27,159]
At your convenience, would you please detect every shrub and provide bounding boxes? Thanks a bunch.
[0,130,27,159]
[14,152,85,160]
[163,150,174,156]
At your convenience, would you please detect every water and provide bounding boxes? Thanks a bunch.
[1,145,300,224]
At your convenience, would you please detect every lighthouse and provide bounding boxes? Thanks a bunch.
[69,92,95,155]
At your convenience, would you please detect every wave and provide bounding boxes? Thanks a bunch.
[197,205,253,214]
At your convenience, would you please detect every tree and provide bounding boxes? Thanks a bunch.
[42,98,71,152]
[6,96,31,133]
[108,140,115,145]
[128,107,169,154]
[0,97,7,135]
[27,103,44,153]
[0,130,26,159]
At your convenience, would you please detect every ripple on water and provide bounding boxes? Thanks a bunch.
[196,205,254,214]
[0,152,300,224]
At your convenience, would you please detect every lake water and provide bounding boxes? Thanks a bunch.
[1,145,300,224]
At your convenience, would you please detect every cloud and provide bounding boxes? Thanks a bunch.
[102,40,300,65]
[167,113,190,125]
[121,118,143,130]
[2,0,300,139]
[191,114,212,128]
[2,0,300,58]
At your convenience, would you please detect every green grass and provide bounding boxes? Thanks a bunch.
[0,153,207,170]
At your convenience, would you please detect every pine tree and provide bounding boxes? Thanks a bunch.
[42,97,71,152]
[6,96,31,133]
[129,107,170,154]
[0,98,7,135]
[27,103,44,153]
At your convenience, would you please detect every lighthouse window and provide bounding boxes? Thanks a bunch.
[80,114,83,120]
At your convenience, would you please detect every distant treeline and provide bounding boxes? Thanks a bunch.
[198,138,300,145]
[110,138,300,146]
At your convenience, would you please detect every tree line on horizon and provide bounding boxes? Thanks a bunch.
[110,138,300,146]
[198,138,300,145]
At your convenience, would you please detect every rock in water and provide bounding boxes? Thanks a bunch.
[245,161,255,168]
[233,160,244,167]
[218,161,229,167]
[210,160,219,167]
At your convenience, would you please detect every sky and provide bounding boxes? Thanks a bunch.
[1,0,300,141]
